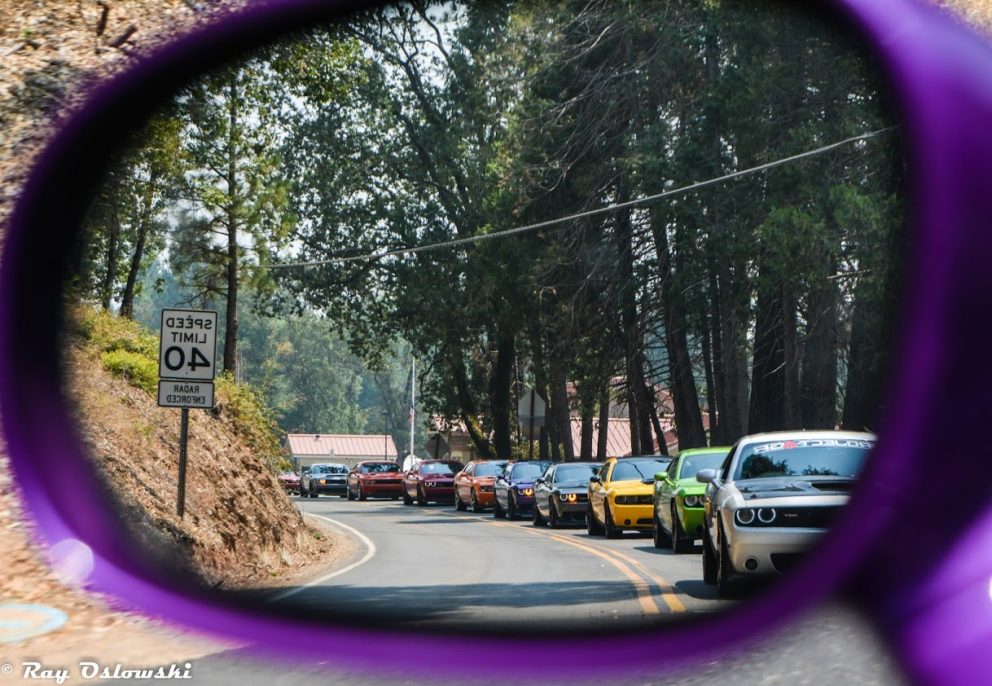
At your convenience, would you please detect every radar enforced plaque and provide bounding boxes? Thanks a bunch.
[158,309,217,408]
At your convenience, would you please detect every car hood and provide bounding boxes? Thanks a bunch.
[552,483,588,493]
[734,476,856,500]
[364,473,402,479]
[609,480,654,495]
[673,478,705,495]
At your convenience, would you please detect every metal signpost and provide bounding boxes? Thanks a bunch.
[157,309,218,518]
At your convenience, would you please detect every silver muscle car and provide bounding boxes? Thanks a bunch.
[697,430,875,597]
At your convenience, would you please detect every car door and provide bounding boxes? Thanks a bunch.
[657,457,680,532]
[455,464,473,501]
[535,465,554,518]
[706,445,737,547]
[589,461,612,523]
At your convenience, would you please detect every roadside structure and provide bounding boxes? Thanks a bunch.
[285,433,398,472]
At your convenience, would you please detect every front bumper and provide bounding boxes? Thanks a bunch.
[679,507,706,538]
[421,485,455,501]
[611,503,654,529]
[726,525,824,575]
[554,499,589,518]
[313,481,347,495]
[362,481,403,496]
[473,487,495,506]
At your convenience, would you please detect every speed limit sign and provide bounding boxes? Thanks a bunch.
[158,309,218,382]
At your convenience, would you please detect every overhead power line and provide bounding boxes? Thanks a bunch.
[269,126,899,270]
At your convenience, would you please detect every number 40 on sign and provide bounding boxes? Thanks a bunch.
[158,309,218,383]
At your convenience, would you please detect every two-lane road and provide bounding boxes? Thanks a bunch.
[273,496,730,631]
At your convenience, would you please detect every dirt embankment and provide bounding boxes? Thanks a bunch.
[63,312,343,590]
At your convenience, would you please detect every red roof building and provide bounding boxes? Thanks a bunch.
[286,433,398,470]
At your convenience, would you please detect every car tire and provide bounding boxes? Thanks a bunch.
[702,528,718,584]
[532,500,546,527]
[604,504,621,539]
[586,504,603,536]
[347,485,355,501]
[357,484,367,501]
[309,487,318,499]
[716,524,737,598]
[548,500,560,529]
[507,493,519,520]
[298,486,306,498]
[416,486,428,506]
[471,491,483,513]
[493,495,506,519]
[403,488,413,506]
[456,492,468,511]
[652,505,670,549]
[672,506,693,554]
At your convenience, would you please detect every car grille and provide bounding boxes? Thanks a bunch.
[774,506,843,528]
[771,553,805,572]
[615,495,653,505]
[480,485,493,492]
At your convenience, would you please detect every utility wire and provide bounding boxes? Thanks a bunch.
[269,125,899,269]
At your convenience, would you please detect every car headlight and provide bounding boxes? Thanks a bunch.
[735,508,756,525]
[319,479,326,485]
[426,481,436,487]
[683,495,701,507]
[758,507,777,524]
[522,488,534,496]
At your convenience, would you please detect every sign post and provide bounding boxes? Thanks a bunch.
[158,309,217,518]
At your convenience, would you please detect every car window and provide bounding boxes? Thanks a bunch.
[611,460,663,482]
[667,459,679,479]
[720,447,736,481]
[678,452,726,480]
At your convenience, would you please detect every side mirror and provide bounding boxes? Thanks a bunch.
[589,476,601,484]
[653,472,667,482]
[696,469,717,484]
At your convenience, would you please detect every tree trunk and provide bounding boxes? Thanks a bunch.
[596,387,610,460]
[550,352,574,461]
[451,351,495,459]
[223,75,239,377]
[650,212,707,450]
[489,331,515,460]
[100,195,121,311]
[801,270,839,428]
[119,173,158,320]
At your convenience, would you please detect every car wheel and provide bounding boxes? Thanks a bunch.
[548,500,560,529]
[403,488,413,506]
[493,494,506,519]
[716,524,737,597]
[604,504,620,539]
[456,492,468,511]
[416,485,428,506]
[672,505,693,554]
[471,491,483,513]
[702,527,718,584]
[507,493,519,520]
[652,505,670,549]
[309,487,318,499]
[532,500,546,527]
[298,486,306,498]
[347,485,355,501]
[586,504,603,536]
[357,483,367,501]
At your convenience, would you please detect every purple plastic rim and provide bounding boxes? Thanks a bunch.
[3,0,992,682]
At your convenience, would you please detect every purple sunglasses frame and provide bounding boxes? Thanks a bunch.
[3,0,992,683]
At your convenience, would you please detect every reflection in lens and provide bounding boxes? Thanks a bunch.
[64,0,903,633]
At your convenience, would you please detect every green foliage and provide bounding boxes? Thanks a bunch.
[215,371,285,459]
[100,350,158,394]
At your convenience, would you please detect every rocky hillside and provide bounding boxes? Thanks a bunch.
[63,307,334,589]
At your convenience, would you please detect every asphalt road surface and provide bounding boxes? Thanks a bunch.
[100,495,907,685]
[275,496,730,631]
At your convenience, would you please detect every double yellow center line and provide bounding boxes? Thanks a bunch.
[474,514,686,615]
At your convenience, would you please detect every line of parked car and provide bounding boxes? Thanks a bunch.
[277,430,875,597]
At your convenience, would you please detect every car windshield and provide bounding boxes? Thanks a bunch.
[325,465,348,474]
[553,464,599,483]
[474,462,505,477]
[611,459,669,482]
[421,462,458,476]
[510,462,546,480]
[677,452,727,480]
[364,463,400,473]
[734,438,874,480]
